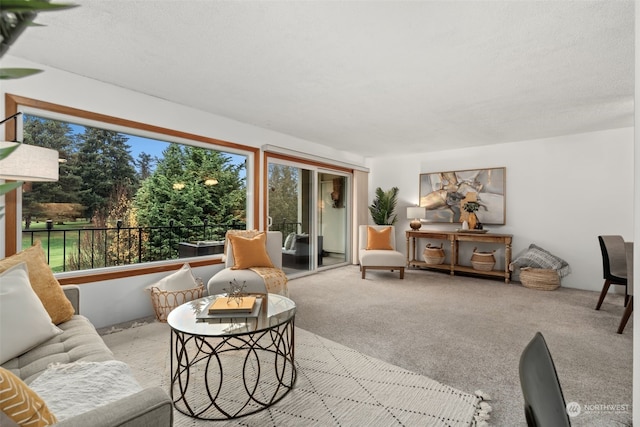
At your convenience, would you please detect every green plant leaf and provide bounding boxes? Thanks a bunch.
[0,181,23,195]
[0,1,78,12]
[369,186,399,225]
[0,141,20,161]
[0,68,43,79]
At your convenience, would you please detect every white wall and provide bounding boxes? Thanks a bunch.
[368,127,634,291]
[0,56,369,327]
[0,56,367,169]
[0,56,368,255]
[0,56,633,318]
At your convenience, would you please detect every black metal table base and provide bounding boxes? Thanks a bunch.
[170,319,296,420]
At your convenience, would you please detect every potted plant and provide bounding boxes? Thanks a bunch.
[369,187,399,225]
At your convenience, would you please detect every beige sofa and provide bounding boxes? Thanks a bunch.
[1,285,173,427]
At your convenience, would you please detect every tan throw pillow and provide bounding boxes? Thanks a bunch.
[366,226,393,250]
[0,367,57,426]
[0,242,75,325]
[228,232,274,270]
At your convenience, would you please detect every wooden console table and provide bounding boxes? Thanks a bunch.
[406,230,513,283]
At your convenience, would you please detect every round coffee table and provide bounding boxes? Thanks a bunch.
[167,293,296,420]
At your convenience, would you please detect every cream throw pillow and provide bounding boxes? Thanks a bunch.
[366,226,393,250]
[0,242,75,325]
[228,232,274,270]
[146,263,198,292]
[0,367,57,426]
[0,263,63,365]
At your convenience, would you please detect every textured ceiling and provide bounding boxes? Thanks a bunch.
[3,0,634,158]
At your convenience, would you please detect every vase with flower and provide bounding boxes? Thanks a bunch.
[462,201,480,230]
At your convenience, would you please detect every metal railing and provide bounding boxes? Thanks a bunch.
[22,220,245,273]
[272,220,303,241]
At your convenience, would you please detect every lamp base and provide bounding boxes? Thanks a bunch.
[409,219,422,230]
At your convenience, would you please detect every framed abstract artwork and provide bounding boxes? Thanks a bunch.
[419,167,506,224]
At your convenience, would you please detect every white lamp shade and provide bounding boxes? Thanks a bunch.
[407,206,426,219]
[0,141,59,182]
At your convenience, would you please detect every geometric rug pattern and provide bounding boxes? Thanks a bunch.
[102,321,482,426]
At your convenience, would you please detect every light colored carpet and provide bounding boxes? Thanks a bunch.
[102,321,487,426]
[287,265,633,426]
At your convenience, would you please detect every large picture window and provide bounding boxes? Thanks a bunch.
[3,95,258,278]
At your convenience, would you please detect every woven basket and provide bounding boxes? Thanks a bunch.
[423,243,445,265]
[149,283,205,322]
[470,248,495,271]
[520,267,560,291]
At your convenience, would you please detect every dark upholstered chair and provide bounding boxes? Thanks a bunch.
[618,242,634,334]
[595,235,629,310]
[519,332,571,427]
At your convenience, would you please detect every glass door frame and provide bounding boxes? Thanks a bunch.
[264,152,352,277]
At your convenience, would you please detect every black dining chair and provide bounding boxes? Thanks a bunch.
[617,242,634,334]
[595,235,629,310]
[519,332,571,427]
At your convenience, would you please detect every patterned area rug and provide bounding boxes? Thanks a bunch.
[102,321,486,426]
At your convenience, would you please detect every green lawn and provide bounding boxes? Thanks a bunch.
[22,221,92,273]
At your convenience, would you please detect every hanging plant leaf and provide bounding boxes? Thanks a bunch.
[0,181,22,194]
[1,0,77,12]
[0,0,78,58]
[0,141,20,160]
[0,67,43,79]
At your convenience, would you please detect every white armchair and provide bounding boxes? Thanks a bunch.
[358,225,405,279]
[207,231,288,297]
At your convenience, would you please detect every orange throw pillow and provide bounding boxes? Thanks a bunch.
[0,242,74,325]
[228,232,274,270]
[0,367,57,426]
[366,226,393,250]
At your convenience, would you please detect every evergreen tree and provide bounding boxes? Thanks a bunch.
[75,128,137,220]
[134,144,245,259]
[136,152,155,180]
[22,116,81,224]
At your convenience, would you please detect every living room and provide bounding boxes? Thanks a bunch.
[0,1,637,425]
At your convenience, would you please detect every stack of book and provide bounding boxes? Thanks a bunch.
[208,296,257,314]
[196,296,262,322]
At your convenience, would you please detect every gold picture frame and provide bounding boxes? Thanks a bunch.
[419,167,506,224]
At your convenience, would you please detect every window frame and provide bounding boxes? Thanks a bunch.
[3,93,259,284]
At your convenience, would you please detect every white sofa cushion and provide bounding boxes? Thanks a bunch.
[359,250,406,267]
[0,263,62,365]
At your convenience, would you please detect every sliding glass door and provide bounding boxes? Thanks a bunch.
[267,158,350,275]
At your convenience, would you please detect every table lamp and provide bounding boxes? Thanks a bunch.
[0,113,59,183]
[0,141,59,182]
[407,206,426,230]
